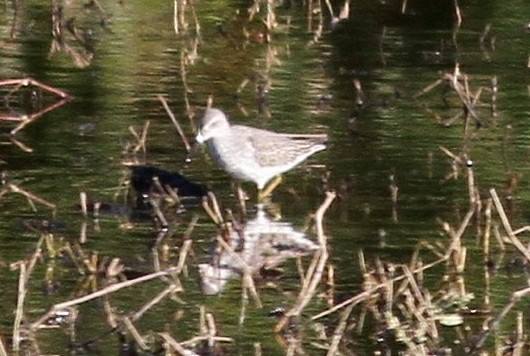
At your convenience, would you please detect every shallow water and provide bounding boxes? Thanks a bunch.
[1,0,530,354]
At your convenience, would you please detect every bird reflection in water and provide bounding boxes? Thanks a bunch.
[199,207,320,295]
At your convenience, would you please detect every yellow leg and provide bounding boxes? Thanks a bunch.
[258,175,283,203]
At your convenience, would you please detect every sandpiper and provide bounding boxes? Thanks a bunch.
[196,108,326,201]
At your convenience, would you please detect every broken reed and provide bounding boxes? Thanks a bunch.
[6,141,530,353]
[275,191,335,333]
[0,78,72,135]
[7,135,530,354]
[414,63,499,131]
[8,187,338,354]
[309,147,530,354]
[3,3,528,355]
[10,228,216,355]
[7,176,209,354]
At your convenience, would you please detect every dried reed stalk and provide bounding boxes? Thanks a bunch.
[11,234,48,352]
[173,0,179,34]
[325,301,355,355]
[206,312,216,348]
[31,267,179,330]
[12,262,26,353]
[239,280,249,327]
[453,0,462,26]
[202,192,224,225]
[79,192,88,217]
[8,184,56,211]
[215,236,262,308]
[275,191,335,332]
[158,95,191,152]
[469,286,530,352]
[159,332,199,356]
[0,336,7,356]
[128,120,150,154]
[10,97,72,135]
[311,255,447,321]
[131,284,182,322]
[490,188,530,262]
[148,198,168,228]
[122,317,148,350]
[0,77,71,98]
[176,239,193,274]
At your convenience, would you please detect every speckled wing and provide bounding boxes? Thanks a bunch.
[247,130,326,167]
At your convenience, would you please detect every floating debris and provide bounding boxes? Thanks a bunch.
[129,165,208,199]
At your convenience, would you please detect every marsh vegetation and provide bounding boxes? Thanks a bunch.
[1,0,530,354]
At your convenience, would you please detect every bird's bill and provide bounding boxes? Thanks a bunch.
[195,132,206,143]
